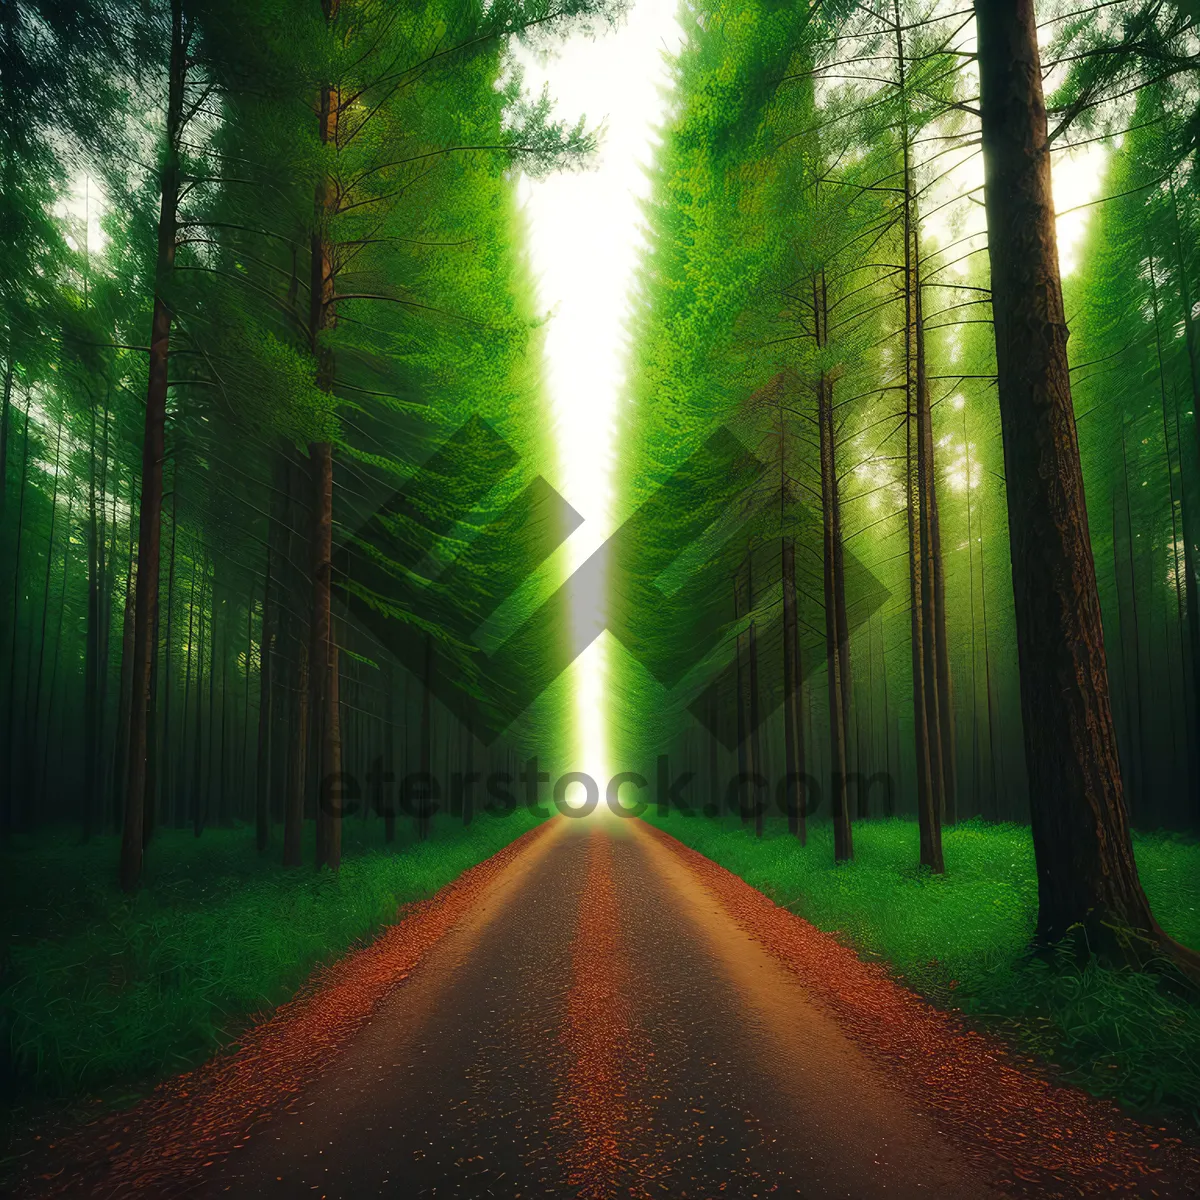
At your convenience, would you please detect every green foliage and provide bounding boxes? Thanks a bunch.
[647,813,1200,1121]
[617,0,1029,819]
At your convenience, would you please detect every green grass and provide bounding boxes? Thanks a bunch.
[0,812,543,1107]
[644,813,1200,1123]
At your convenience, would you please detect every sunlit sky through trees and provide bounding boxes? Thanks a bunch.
[517,2,1104,789]
[515,0,683,787]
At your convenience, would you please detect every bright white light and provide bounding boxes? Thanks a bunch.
[515,0,683,785]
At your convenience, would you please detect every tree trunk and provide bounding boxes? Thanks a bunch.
[309,4,341,869]
[747,552,764,839]
[111,482,138,834]
[142,575,161,848]
[311,442,341,870]
[733,567,749,826]
[907,262,945,873]
[283,640,308,866]
[384,655,397,840]
[39,489,75,812]
[159,472,178,833]
[815,273,852,862]
[1,396,30,837]
[256,547,274,854]
[463,714,474,827]
[0,359,12,532]
[179,548,198,829]
[975,0,1196,968]
[120,0,186,891]
[781,537,807,843]
[914,251,955,826]
[417,633,433,841]
[25,407,66,826]
[1147,247,1199,808]
[83,400,102,841]
[191,558,207,837]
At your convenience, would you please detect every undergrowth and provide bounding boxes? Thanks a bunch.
[644,814,1200,1124]
[0,812,542,1108]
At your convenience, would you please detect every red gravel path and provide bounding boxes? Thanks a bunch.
[643,821,1200,1198]
[558,828,639,1197]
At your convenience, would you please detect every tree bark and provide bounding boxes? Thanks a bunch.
[309,0,341,870]
[417,633,433,841]
[83,399,102,841]
[256,547,274,854]
[191,557,207,837]
[158,471,178,833]
[179,547,198,828]
[782,537,807,843]
[747,551,764,839]
[914,252,955,826]
[384,655,397,840]
[733,567,749,826]
[0,360,12,534]
[26,406,66,826]
[975,0,1197,967]
[120,0,186,891]
[311,442,341,870]
[815,272,852,862]
[1,396,30,837]
[283,640,307,865]
[111,480,138,833]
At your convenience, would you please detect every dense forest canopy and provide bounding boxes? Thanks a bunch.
[613,0,1200,968]
[3,0,1200,981]
[0,0,624,887]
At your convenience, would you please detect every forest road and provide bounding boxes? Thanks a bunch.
[173,813,1194,1200]
[35,816,1200,1200]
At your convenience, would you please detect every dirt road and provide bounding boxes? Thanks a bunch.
[26,816,1200,1198]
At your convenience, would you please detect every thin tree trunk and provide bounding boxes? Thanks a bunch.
[974,0,1194,967]
[2,396,30,836]
[311,444,341,869]
[914,249,955,825]
[160,471,177,827]
[747,551,764,838]
[120,0,186,891]
[283,640,308,865]
[111,478,138,834]
[0,359,12,532]
[892,0,948,858]
[782,537,807,843]
[733,567,749,826]
[1147,248,1198,806]
[39,489,75,811]
[191,557,207,837]
[815,273,852,862]
[310,0,342,870]
[383,655,397,840]
[417,634,433,841]
[142,571,161,848]
[205,584,219,827]
[964,404,980,817]
[25,406,66,826]
[256,549,274,854]
[83,399,102,841]
[179,546,197,828]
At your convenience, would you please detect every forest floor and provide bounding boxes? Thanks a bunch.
[0,810,547,1128]
[644,813,1200,1125]
[7,814,1200,1199]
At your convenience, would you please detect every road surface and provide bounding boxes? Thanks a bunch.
[25,816,1200,1198]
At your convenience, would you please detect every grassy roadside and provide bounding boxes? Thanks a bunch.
[0,812,544,1111]
[644,813,1200,1124]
